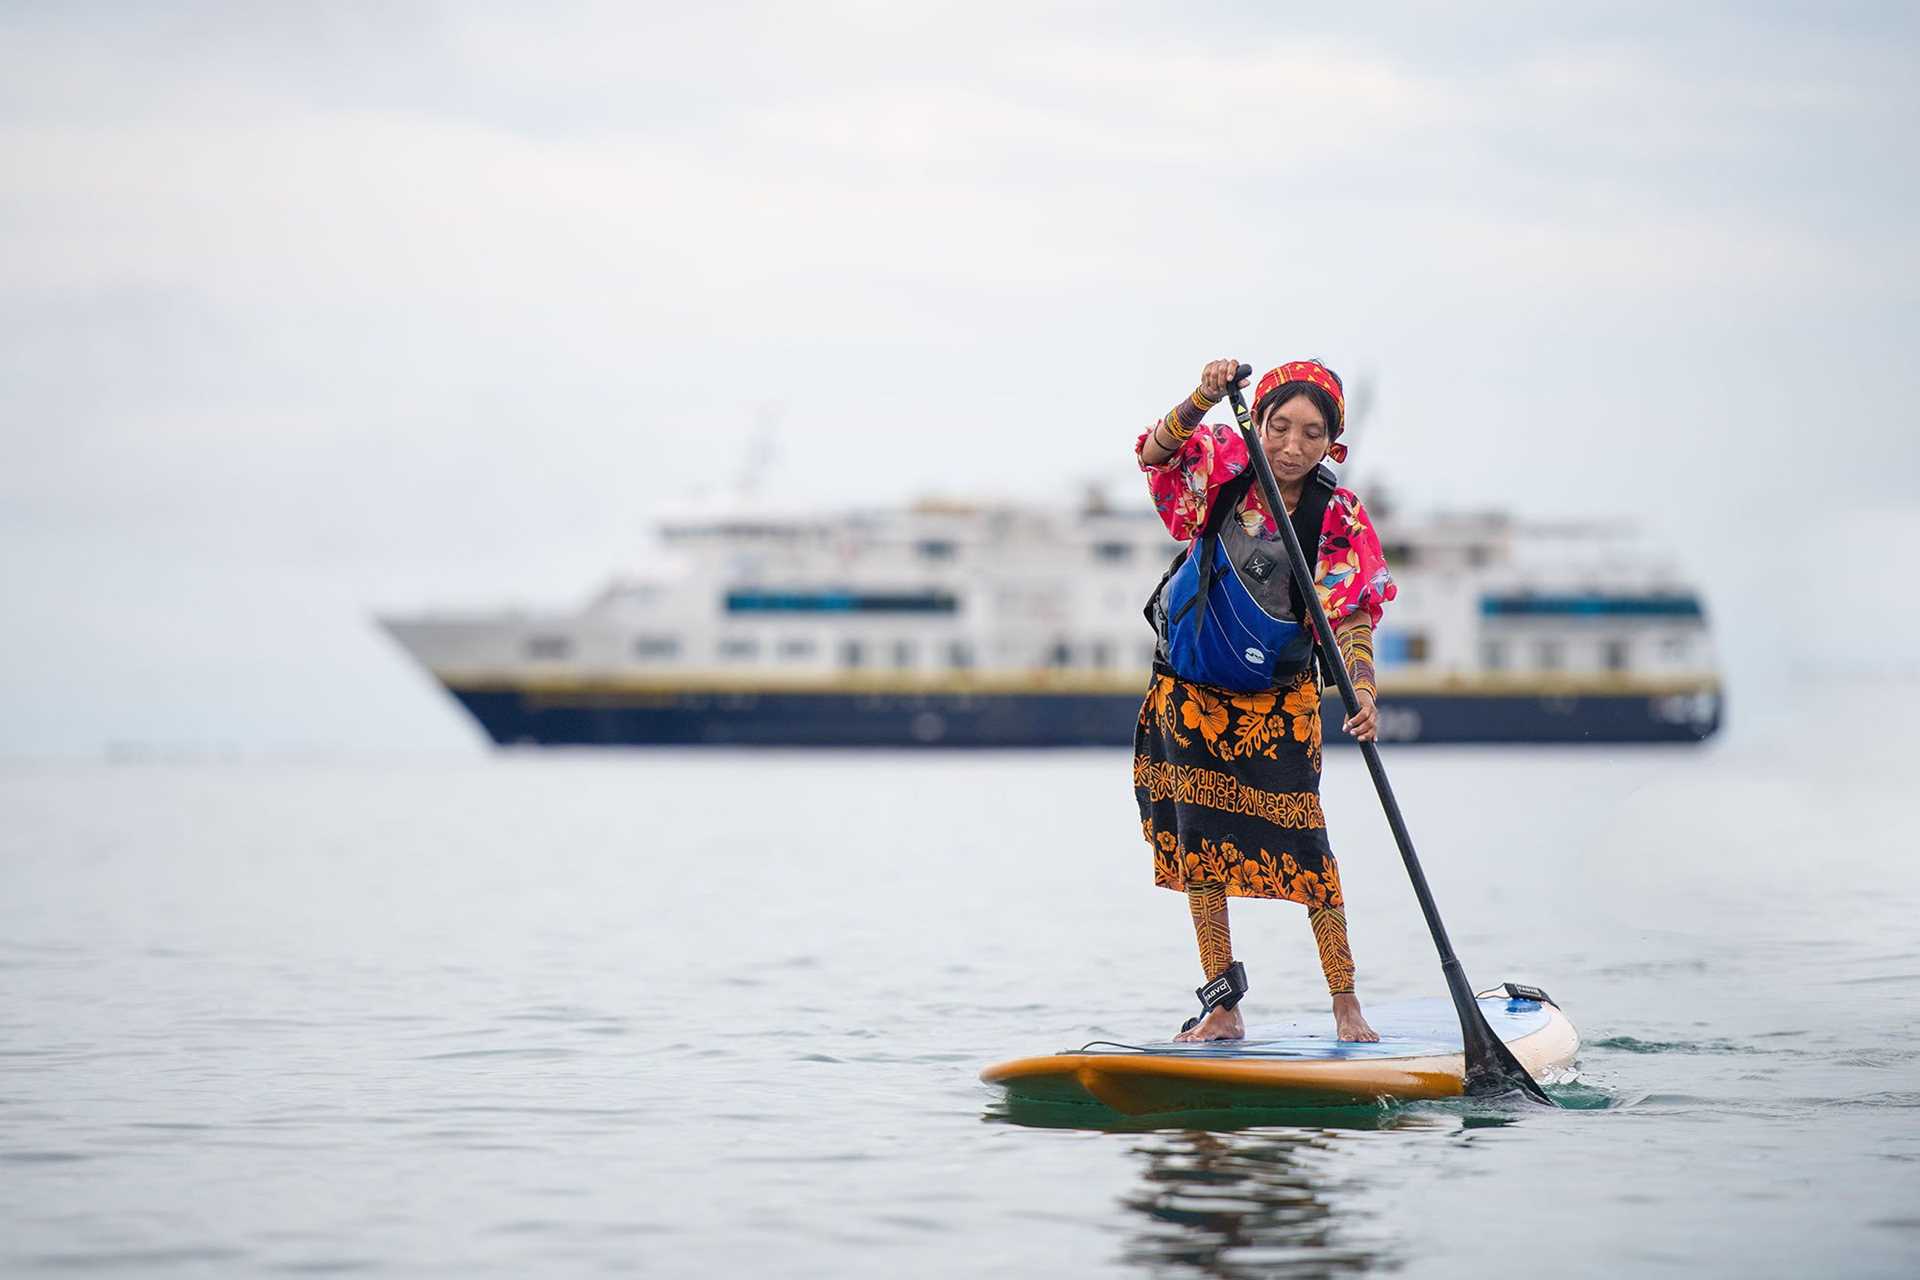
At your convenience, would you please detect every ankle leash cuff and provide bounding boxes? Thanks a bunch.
[1179,961,1248,1033]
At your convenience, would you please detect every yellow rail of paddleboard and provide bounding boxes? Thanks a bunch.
[981,1006,1578,1113]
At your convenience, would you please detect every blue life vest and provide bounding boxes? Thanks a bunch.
[1150,464,1336,692]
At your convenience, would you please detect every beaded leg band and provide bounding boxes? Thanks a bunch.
[1310,906,1356,996]
[1187,882,1233,979]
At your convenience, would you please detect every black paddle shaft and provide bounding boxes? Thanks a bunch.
[1223,365,1552,1104]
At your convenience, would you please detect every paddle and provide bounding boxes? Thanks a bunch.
[1222,364,1554,1105]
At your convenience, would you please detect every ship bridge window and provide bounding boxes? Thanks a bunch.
[840,640,864,668]
[947,641,974,669]
[1481,640,1506,671]
[1091,641,1114,669]
[1093,541,1132,563]
[1603,639,1630,671]
[1536,640,1564,671]
[526,635,571,660]
[718,637,760,661]
[1380,542,1416,568]
[915,539,957,561]
[892,640,915,668]
[1048,641,1074,668]
[778,637,817,660]
[726,590,957,614]
[632,635,680,659]
[1482,594,1703,618]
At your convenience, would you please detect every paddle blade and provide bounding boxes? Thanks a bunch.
[1462,1013,1554,1103]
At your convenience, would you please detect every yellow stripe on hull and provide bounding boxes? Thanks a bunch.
[436,668,1721,701]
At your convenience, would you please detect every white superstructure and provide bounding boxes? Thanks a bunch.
[385,493,1719,698]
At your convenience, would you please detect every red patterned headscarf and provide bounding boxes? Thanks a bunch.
[1253,359,1348,463]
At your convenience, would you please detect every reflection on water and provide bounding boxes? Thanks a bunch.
[1116,1128,1380,1277]
[989,1097,1558,1276]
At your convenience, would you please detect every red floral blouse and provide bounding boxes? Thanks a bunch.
[1135,422,1397,628]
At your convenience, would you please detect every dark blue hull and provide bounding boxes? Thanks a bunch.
[444,683,1722,748]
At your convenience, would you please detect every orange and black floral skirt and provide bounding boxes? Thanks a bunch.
[1133,667,1343,907]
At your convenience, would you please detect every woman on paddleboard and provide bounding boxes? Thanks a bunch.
[1135,357,1395,1043]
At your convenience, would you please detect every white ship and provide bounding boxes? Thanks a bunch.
[380,487,1723,747]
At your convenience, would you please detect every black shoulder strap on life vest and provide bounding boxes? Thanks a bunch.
[1285,463,1339,623]
[1203,467,1261,542]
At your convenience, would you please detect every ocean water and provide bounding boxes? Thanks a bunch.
[4,689,1918,1277]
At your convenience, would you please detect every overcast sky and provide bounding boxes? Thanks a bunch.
[3,2,1916,754]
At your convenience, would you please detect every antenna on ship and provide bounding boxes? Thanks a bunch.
[731,401,788,499]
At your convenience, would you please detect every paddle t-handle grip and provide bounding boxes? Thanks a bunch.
[1224,364,1255,418]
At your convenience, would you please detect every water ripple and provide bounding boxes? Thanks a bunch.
[1589,1035,1754,1055]
[414,1047,579,1062]
[26,1246,248,1269]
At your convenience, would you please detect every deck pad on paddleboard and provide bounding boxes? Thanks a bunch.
[983,995,1578,1113]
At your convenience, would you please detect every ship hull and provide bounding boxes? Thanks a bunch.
[440,682,1722,748]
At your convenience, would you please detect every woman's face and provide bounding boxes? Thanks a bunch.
[1256,394,1331,483]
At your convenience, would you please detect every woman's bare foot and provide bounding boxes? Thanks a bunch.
[1332,993,1379,1042]
[1173,1005,1245,1042]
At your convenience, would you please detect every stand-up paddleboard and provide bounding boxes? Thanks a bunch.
[982,991,1577,1114]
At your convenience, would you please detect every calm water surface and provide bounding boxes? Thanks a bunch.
[4,689,1918,1276]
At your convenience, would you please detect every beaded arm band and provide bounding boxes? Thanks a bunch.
[1334,614,1377,701]
[1153,387,1219,450]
